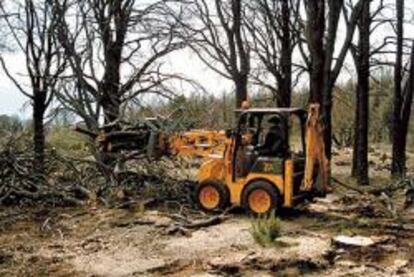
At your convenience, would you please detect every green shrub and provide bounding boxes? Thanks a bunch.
[250,211,281,247]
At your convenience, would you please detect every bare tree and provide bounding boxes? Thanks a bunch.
[349,0,393,185]
[0,0,66,174]
[53,0,184,128]
[245,0,300,107]
[391,0,413,177]
[300,0,366,162]
[350,0,371,185]
[176,0,250,108]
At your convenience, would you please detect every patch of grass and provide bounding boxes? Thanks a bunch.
[250,211,281,247]
[336,223,357,236]
[47,126,89,157]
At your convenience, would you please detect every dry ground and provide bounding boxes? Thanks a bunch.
[1,146,414,276]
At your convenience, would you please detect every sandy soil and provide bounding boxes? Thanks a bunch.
[1,194,413,277]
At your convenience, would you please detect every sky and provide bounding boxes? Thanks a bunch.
[0,0,413,119]
[0,53,30,117]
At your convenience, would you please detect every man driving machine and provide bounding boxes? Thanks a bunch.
[254,115,287,157]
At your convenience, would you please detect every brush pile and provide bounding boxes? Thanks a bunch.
[0,134,196,207]
[0,138,96,206]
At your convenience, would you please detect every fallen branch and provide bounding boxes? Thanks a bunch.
[184,214,228,229]
[115,198,157,209]
[112,219,156,228]
[331,177,365,194]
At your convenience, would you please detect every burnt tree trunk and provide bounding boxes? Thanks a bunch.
[101,62,121,125]
[101,95,121,125]
[33,96,46,175]
[305,0,325,105]
[392,41,414,178]
[391,0,405,177]
[320,0,343,162]
[351,0,370,185]
[101,71,121,125]
[233,0,249,108]
[100,0,125,125]
[305,0,362,162]
[235,74,248,108]
[279,0,292,107]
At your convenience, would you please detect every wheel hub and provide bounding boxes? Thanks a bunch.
[199,185,220,209]
[248,189,272,214]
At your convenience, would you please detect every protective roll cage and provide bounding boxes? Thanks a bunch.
[230,108,308,181]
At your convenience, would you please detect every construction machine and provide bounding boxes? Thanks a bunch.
[74,103,330,215]
[195,104,330,215]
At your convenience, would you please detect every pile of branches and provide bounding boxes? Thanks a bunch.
[333,177,414,218]
[0,138,99,206]
[112,157,197,207]
[0,133,197,207]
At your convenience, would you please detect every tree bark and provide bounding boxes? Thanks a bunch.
[279,0,292,107]
[351,0,370,185]
[101,90,121,125]
[391,41,414,178]
[305,0,325,104]
[235,75,248,108]
[391,0,405,177]
[320,0,343,162]
[233,0,249,108]
[33,97,46,175]
[100,12,124,125]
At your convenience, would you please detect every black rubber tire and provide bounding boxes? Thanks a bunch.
[242,180,279,216]
[194,179,230,212]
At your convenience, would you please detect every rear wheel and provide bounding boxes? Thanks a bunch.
[195,180,229,212]
[242,181,279,216]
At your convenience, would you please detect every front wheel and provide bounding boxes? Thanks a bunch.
[242,181,279,216]
[195,180,230,212]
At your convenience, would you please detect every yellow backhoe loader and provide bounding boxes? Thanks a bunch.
[195,104,330,215]
[74,103,330,216]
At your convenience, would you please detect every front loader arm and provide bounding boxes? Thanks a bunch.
[301,104,331,192]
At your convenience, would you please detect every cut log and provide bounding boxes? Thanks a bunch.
[332,235,391,248]
[333,235,375,247]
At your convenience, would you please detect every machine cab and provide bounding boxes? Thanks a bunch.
[233,109,306,174]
